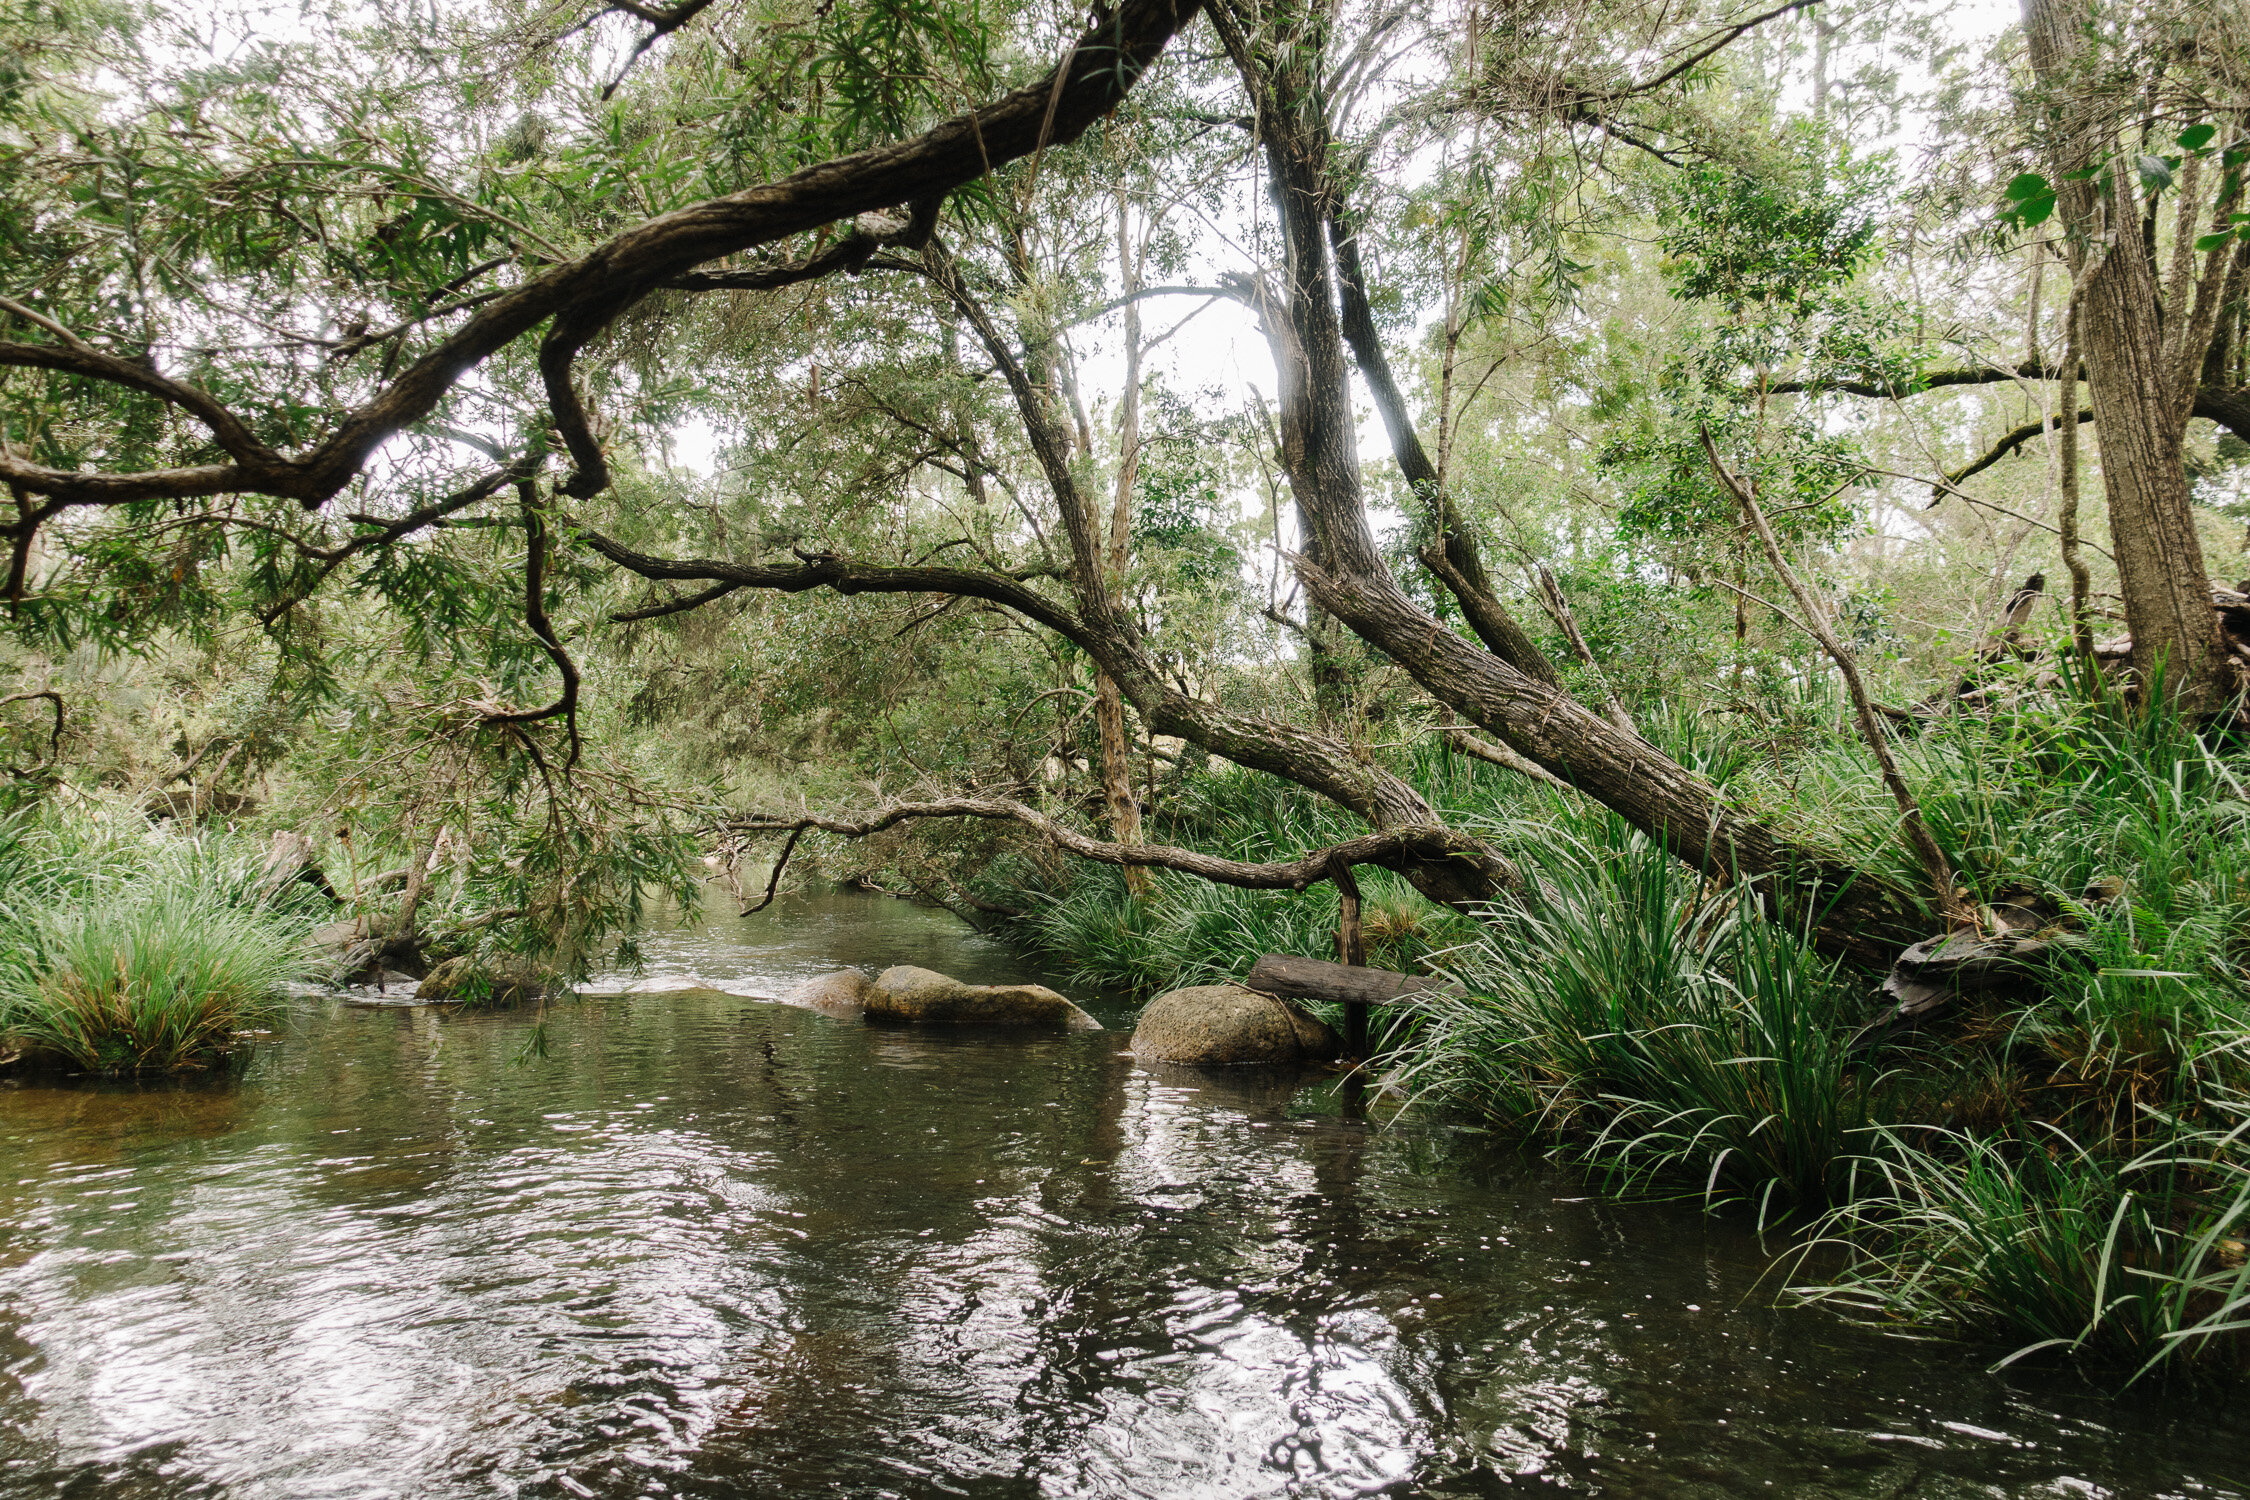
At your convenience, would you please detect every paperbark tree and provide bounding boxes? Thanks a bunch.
[2016,0,2242,709]
[1200,0,1928,965]
[0,0,1950,964]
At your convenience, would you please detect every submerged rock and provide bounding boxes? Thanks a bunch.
[866,965,1101,1029]
[785,969,875,1017]
[308,914,428,984]
[416,955,551,1005]
[1129,983,1340,1066]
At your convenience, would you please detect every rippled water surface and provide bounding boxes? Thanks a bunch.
[4,887,2248,1498]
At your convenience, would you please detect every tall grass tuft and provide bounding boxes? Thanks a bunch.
[990,685,2250,1375]
[1795,1087,2250,1377]
[0,890,312,1071]
[0,813,321,1073]
[1401,814,1884,1215]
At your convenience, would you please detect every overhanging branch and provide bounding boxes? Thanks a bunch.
[729,797,1506,892]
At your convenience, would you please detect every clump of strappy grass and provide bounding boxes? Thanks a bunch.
[0,888,312,1072]
[1794,1081,2250,1379]
[0,812,321,1073]
[1399,811,1890,1216]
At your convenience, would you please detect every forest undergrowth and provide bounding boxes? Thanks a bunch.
[989,677,2250,1381]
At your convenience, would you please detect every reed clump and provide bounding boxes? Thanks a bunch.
[0,815,318,1073]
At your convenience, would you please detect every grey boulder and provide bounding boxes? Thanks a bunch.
[866,965,1101,1029]
[1129,983,1340,1066]
[415,955,550,1005]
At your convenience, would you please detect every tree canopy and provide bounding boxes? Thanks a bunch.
[1,0,2245,966]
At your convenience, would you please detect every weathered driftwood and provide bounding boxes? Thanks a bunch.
[1937,579,2250,719]
[1872,881,2110,1026]
[1245,954,1462,1009]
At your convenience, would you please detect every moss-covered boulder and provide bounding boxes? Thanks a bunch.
[866,965,1100,1029]
[1129,983,1339,1066]
[783,969,874,1016]
[415,955,550,1005]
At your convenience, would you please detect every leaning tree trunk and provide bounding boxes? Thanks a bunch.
[2021,0,2233,712]
[1207,0,1929,965]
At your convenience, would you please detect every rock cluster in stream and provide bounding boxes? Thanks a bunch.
[1128,983,1339,1066]
[784,966,1102,1030]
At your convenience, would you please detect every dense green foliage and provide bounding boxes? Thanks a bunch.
[0,0,2246,1381]
[1002,679,2250,1375]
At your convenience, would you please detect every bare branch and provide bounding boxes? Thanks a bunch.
[1702,427,1966,927]
[729,797,1508,893]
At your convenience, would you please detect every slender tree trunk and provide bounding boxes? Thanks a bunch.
[2057,294,2095,657]
[1098,194,1153,893]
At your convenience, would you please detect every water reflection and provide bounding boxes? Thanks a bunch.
[0,888,2244,1498]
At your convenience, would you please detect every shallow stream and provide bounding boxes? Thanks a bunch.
[2,887,2245,1497]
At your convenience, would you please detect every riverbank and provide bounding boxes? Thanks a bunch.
[978,690,2250,1379]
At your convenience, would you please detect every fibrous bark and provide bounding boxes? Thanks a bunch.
[2019,0,2237,710]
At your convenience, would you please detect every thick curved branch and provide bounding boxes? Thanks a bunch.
[0,298,283,467]
[1764,356,2250,444]
[1936,407,2095,496]
[0,0,1199,511]
[578,527,1525,906]
[730,798,1502,893]
[542,296,632,499]
[580,528,1099,647]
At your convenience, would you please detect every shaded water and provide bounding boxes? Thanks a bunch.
[2,886,2246,1497]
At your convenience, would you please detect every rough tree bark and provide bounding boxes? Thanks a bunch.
[1098,192,1152,896]
[2020,0,2237,711]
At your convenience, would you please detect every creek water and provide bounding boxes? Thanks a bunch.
[1,886,2245,1498]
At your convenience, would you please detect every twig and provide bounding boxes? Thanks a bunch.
[1702,427,1969,927]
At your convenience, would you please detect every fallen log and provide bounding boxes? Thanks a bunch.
[1245,953,1463,1008]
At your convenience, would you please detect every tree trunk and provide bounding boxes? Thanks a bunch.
[1094,671,1149,893]
[1207,0,1927,964]
[2021,0,2232,711]
[1101,194,1153,894]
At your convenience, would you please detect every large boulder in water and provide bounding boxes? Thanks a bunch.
[1130,983,1340,1066]
[867,965,1101,1030]
[415,955,551,1005]
[784,969,875,1017]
